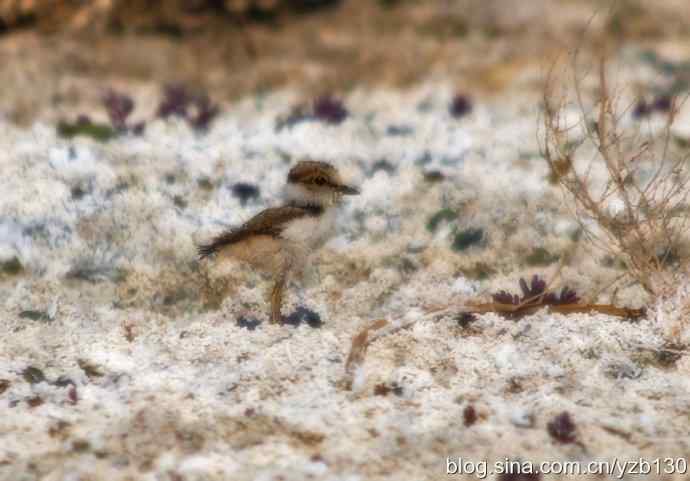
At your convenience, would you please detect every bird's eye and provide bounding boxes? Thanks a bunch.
[315,177,327,185]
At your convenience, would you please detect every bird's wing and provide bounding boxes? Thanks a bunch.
[197,206,312,259]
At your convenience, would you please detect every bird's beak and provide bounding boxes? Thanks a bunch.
[337,184,360,195]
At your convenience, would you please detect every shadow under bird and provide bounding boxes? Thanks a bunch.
[197,160,360,323]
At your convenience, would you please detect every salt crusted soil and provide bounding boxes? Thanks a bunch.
[1,67,690,480]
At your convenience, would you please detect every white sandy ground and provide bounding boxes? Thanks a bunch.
[1,71,690,481]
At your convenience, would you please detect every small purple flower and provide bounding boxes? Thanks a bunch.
[652,95,672,113]
[190,94,220,131]
[102,90,134,131]
[157,84,192,119]
[450,94,473,118]
[633,99,652,118]
[545,286,580,305]
[492,290,521,306]
[313,95,348,124]
[157,84,219,131]
[491,274,580,309]
[520,275,546,301]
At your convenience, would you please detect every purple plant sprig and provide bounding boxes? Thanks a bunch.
[157,84,220,131]
[101,89,145,136]
[491,275,580,307]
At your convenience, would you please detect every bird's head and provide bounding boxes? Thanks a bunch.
[285,160,359,206]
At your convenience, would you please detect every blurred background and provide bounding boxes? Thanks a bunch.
[2,0,690,125]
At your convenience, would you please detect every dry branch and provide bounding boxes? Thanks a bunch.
[343,318,388,390]
[464,301,644,320]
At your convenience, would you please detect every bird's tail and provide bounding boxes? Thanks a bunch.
[197,230,239,260]
[197,242,218,260]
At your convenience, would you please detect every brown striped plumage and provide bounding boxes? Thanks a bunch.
[197,205,322,260]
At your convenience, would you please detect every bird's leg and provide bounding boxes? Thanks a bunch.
[289,280,306,308]
[270,263,290,324]
[291,256,314,308]
[302,262,321,288]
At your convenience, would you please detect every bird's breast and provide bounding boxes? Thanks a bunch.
[280,208,337,249]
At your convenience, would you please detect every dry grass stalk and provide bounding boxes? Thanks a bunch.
[542,56,690,298]
[343,318,388,390]
[463,301,644,320]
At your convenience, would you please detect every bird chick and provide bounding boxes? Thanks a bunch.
[197,160,359,323]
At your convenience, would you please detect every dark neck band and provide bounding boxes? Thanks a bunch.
[288,202,324,216]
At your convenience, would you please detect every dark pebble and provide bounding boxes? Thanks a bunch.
[456,312,477,327]
[237,317,261,331]
[19,310,51,322]
[370,159,396,175]
[283,306,322,328]
[232,183,260,206]
[547,411,577,444]
[53,376,76,388]
[22,367,46,384]
[71,185,88,200]
[452,228,485,251]
[1,257,23,276]
[386,125,413,136]
[423,170,444,182]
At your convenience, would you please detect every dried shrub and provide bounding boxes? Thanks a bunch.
[542,56,690,299]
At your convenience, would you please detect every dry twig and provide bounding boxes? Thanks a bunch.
[343,318,388,390]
